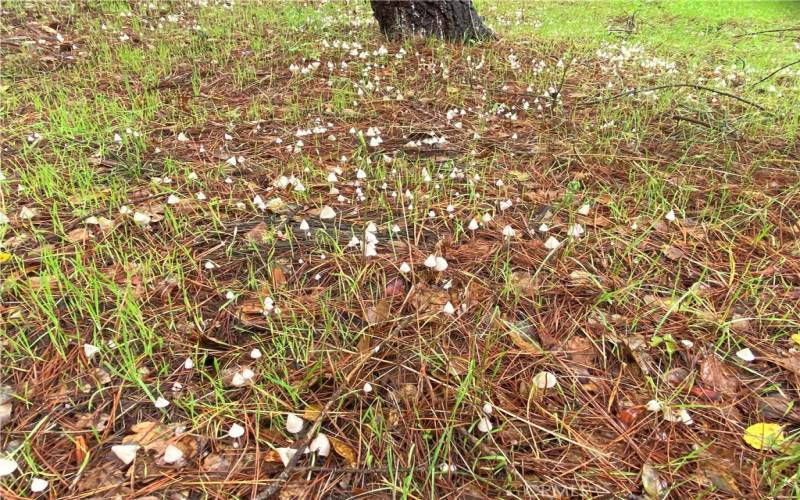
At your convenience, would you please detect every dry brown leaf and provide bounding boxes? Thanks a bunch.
[329,436,357,467]
[446,355,470,377]
[239,298,264,315]
[271,266,288,288]
[203,453,231,473]
[662,244,685,260]
[122,421,173,453]
[67,227,91,243]
[565,336,597,371]
[568,269,596,286]
[503,320,543,355]
[245,222,270,243]
[77,461,127,494]
[699,355,740,394]
[409,284,450,316]
[303,404,323,421]
[278,481,312,500]
[622,335,655,376]
[510,271,538,297]
[364,299,391,326]
[356,334,372,355]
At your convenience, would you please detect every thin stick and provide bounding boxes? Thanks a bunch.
[579,83,769,112]
[735,27,800,37]
[750,59,800,87]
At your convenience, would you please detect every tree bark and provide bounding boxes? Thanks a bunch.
[370,0,494,42]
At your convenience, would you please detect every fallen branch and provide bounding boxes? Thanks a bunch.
[750,59,800,87]
[579,83,769,113]
[735,27,800,37]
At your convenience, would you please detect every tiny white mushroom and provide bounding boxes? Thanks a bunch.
[477,416,493,433]
[502,225,516,238]
[111,444,140,465]
[399,262,411,273]
[665,209,677,222]
[228,423,245,439]
[533,371,558,389]
[434,256,448,272]
[0,457,18,477]
[577,203,591,216]
[154,397,170,409]
[183,358,195,370]
[423,254,438,268]
[319,206,336,220]
[544,236,561,250]
[250,348,262,359]
[285,413,304,434]
[133,212,151,226]
[363,382,373,393]
[30,477,49,493]
[83,343,100,359]
[645,400,662,412]
[567,223,584,237]
[442,302,456,315]
[276,447,297,467]
[162,444,184,464]
[736,348,755,362]
[309,433,331,456]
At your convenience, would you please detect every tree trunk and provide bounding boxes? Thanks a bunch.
[370,0,493,42]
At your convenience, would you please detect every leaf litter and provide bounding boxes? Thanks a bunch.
[1,1,799,498]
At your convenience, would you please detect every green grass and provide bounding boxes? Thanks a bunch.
[1,0,799,498]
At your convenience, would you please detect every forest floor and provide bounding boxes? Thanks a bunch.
[1,0,800,498]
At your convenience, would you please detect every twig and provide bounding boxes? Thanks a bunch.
[579,83,769,113]
[750,59,800,87]
[671,114,715,130]
[253,314,414,499]
[735,27,800,37]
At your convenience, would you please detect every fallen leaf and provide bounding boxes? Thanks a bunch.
[122,421,173,453]
[699,355,740,395]
[67,227,91,243]
[565,336,597,372]
[641,462,666,499]
[696,460,741,496]
[743,422,785,451]
[384,276,406,298]
[662,244,685,261]
[364,299,391,326]
[245,222,270,243]
[751,394,800,423]
[0,386,13,429]
[618,406,643,427]
[303,404,323,421]
[328,436,357,467]
[500,319,543,355]
[446,355,470,377]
